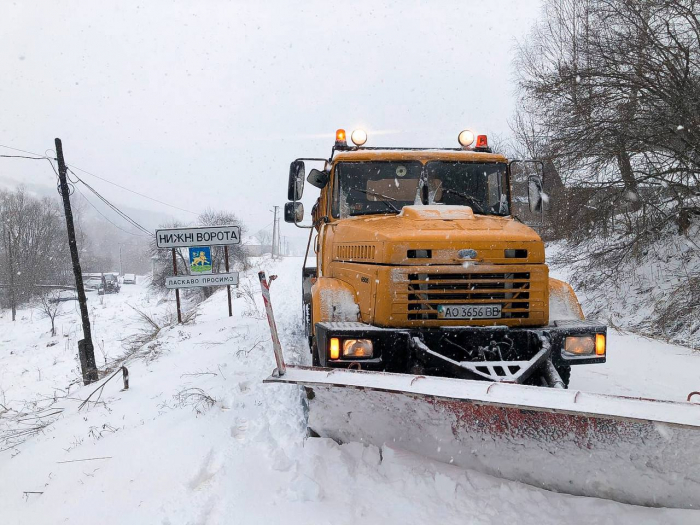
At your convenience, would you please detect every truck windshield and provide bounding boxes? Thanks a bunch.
[333,161,422,217]
[426,161,510,216]
[333,160,510,218]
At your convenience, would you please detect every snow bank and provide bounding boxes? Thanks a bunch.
[0,257,698,523]
[548,222,700,348]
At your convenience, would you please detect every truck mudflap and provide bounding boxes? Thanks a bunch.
[265,365,700,509]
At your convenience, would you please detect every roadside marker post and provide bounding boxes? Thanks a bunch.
[259,271,285,376]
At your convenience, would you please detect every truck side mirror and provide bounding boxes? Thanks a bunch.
[288,161,305,200]
[528,176,543,213]
[307,168,329,189]
[284,201,304,223]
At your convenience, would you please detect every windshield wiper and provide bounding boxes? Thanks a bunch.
[351,188,400,213]
[440,188,486,214]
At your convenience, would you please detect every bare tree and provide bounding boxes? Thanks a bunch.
[0,187,72,309]
[36,289,63,337]
[512,0,700,341]
[513,0,700,244]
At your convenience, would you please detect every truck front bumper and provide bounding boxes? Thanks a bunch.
[315,320,606,374]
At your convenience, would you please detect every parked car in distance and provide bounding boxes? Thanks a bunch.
[123,273,136,284]
[83,275,103,290]
[98,273,121,295]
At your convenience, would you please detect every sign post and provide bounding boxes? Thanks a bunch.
[224,246,232,317]
[172,248,182,324]
[155,225,241,322]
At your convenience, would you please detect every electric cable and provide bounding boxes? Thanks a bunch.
[68,168,153,236]
[0,143,198,216]
[75,186,150,238]
[67,164,198,215]
[0,154,45,160]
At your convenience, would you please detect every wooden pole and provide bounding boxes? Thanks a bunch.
[224,245,232,317]
[55,138,98,384]
[172,248,182,323]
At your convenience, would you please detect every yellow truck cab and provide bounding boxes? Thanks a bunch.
[285,129,606,387]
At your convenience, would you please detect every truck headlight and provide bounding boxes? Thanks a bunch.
[342,339,374,358]
[564,335,595,356]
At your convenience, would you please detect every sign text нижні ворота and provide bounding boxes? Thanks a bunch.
[155,225,241,248]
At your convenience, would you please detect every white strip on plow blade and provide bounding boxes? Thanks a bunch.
[265,366,700,509]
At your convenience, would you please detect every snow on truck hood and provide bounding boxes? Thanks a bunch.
[330,206,545,264]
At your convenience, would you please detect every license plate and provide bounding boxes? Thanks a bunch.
[437,304,502,319]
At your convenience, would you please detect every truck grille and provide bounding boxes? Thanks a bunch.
[406,272,531,320]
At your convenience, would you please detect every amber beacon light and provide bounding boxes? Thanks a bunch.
[335,129,347,147]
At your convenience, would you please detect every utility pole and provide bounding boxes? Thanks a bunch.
[55,138,98,385]
[271,206,279,258]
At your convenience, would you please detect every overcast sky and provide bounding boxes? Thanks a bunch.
[1,0,541,241]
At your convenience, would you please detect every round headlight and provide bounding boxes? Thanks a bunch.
[351,129,368,146]
[458,129,475,147]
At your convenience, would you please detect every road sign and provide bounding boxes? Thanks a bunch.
[189,246,212,274]
[165,272,239,289]
[155,225,241,249]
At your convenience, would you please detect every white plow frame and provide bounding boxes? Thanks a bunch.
[267,366,700,509]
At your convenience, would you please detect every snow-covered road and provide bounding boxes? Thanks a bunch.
[0,257,698,524]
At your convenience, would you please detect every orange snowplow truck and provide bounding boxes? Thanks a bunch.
[285,129,606,387]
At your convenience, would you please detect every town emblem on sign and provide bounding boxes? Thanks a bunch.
[189,246,212,274]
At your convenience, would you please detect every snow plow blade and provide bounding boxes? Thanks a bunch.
[265,365,700,509]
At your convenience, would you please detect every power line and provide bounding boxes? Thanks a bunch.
[75,185,150,238]
[0,143,198,216]
[0,143,45,157]
[0,154,45,160]
[67,164,198,215]
[0,144,152,237]
[0,142,152,237]
[68,168,153,237]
